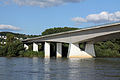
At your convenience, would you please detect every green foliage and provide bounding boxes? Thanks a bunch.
[6,34,15,42]
[95,40,120,57]
[42,27,79,35]
[0,40,25,57]
[0,32,27,39]
[0,32,43,57]
[7,40,25,57]
[0,46,7,56]
[0,32,40,39]
[79,43,85,51]
[19,50,44,57]
[0,33,25,57]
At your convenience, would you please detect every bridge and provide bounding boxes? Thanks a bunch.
[22,22,120,58]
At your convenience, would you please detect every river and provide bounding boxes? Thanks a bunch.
[0,57,120,80]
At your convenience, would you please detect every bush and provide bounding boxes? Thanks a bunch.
[19,50,44,57]
[0,40,25,57]
[95,40,120,57]
[42,27,78,35]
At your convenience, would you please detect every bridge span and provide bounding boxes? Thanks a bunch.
[23,22,120,58]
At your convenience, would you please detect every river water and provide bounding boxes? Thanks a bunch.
[0,57,120,80]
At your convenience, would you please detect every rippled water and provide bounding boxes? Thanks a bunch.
[0,57,120,80]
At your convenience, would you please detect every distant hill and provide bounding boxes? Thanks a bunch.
[0,32,40,39]
[42,27,79,35]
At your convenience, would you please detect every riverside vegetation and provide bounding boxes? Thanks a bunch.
[0,27,120,57]
[0,33,44,57]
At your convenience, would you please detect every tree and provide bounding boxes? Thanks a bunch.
[0,33,25,57]
[6,40,25,57]
[42,27,79,35]
[6,33,15,43]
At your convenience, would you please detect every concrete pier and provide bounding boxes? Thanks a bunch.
[85,43,95,57]
[24,44,29,50]
[33,43,38,52]
[56,43,62,58]
[68,43,93,58]
[44,42,50,58]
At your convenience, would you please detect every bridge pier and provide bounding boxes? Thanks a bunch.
[85,43,96,57]
[33,43,38,52]
[44,42,50,58]
[24,44,29,50]
[25,42,95,58]
[56,43,62,58]
[68,43,93,58]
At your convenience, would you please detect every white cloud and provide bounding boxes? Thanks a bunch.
[0,0,84,7]
[0,24,21,31]
[72,11,120,24]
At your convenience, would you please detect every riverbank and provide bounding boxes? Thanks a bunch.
[19,51,44,57]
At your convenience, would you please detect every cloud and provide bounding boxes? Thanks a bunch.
[0,24,21,31]
[0,0,84,7]
[72,11,120,24]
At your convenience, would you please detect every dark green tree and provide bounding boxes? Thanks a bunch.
[42,27,79,35]
[0,34,25,57]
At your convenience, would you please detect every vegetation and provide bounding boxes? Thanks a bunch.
[95,39,120,57]
[42,27,78,35]
[0,32,40,39]
[0,33,43,57]
[0,34,25,57]
[19,50,44,57]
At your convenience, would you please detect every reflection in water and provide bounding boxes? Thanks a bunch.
[32,57,39,80]
[44,58,50,80]
[68,58,81,80]
[68,58,96,80]
[0,58,120,80]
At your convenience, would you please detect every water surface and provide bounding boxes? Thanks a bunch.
[0,57,120,80]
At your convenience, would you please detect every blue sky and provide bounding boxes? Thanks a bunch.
[0,0,120,35]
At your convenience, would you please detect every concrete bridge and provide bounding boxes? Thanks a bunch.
[22,22,120,58]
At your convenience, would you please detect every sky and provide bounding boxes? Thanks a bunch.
[0,0,120,35]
